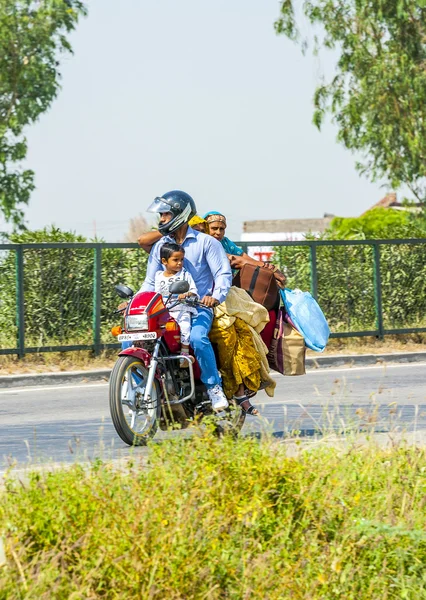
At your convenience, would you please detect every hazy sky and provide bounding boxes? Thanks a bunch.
[18,0,384,241]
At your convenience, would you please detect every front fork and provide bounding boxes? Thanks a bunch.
[143,339,196,406]
[143,339,161,404]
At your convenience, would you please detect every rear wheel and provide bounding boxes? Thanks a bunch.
[109,356,161,446]
[215,402,246,437]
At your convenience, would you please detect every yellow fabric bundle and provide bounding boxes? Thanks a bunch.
[210,287,276,399]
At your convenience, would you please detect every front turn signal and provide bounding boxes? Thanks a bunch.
[111,326,122,337]
[165,321,179,331]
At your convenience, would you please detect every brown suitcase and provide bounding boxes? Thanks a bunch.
[232,263,279,310]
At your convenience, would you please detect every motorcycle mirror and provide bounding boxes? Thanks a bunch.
[114,284,134,299]
[168,280,190,295]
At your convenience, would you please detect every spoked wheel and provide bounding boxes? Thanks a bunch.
[109,356,161,446]
[214,400,246,437]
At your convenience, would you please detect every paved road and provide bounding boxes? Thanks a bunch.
[1,363,426,473]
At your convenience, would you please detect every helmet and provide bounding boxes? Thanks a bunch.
[147,190,197,235]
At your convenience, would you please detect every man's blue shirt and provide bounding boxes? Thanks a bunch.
[141,227,232,303]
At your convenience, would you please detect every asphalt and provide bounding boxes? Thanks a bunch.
[2,351,426,389]
[1,362,426,474]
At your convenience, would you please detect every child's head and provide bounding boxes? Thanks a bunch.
[160,242,185,273]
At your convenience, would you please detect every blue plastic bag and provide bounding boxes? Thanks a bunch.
[281,288,330,352]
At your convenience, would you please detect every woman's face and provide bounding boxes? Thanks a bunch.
[209,221,226,241]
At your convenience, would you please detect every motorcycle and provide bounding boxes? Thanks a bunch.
[109,280,246,446]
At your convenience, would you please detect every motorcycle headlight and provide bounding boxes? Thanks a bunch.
[126,314,149,331]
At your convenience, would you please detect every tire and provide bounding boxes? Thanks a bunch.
[214,402,246,437]
[109,356,161,446]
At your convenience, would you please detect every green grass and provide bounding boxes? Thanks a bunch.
[1,433,426,599]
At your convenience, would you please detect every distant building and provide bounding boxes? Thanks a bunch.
[241,192,423,260]
[362,192,423,214]
[241,216,334,261]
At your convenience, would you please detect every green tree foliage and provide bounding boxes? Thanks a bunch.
[327,208,426,240]
[0,227,147,349]
[0,0,86,227]
[275,0,426,201]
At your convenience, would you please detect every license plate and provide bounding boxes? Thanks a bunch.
[117,332,157,342]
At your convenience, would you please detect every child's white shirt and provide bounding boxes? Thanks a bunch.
[154,268,198,302]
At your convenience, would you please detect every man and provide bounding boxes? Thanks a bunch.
[141,190,232,411]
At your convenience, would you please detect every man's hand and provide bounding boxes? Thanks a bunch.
[117,301,128,312]
[200,296,219,308]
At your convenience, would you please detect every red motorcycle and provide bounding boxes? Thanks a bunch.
[109,281,246,446]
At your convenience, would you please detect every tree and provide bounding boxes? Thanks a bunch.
[275,0,426,202]
[326,207,426,239]
[0,0,86,228]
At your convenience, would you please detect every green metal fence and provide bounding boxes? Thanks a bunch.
[1,239,426,357]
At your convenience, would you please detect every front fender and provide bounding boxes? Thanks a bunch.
[118,346,152,368]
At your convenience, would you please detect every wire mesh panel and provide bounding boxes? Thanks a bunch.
[380,243,426,330]
[0,248,18,351]
[23,247,94,347]
[272,244,311,291]
[1,240,426,356]
[100,246,148,342]
[316,244,376,333]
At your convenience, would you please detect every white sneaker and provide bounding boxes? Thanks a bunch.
[207,384,229,411]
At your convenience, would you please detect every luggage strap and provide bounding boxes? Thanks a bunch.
[248,266,260,298]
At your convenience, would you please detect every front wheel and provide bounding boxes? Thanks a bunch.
[109,356,161,446]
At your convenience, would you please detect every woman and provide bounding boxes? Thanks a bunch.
[203,211,286,286]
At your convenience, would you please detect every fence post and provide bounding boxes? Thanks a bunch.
[15,247,25,358]
[93,246,102,355]
[309,244,318,299]
[373,242,384,339]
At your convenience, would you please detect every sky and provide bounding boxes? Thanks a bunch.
[18,0,385,241]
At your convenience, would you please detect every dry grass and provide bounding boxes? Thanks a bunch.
[316,333,426,356]
[1,335,425,376]
[0,349,117,376]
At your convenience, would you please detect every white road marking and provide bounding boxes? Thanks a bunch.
[0,383,109,395]
[306,362,426,375]
[0,361,425,395]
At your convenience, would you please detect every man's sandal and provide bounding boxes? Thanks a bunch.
[233,395,259,416]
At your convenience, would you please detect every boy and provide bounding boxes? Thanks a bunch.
[155,242,198,366]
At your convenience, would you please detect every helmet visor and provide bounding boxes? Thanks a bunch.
[147,197,176,215]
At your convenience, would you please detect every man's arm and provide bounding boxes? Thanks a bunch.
[204,237,232,305]
[140,243,163,291]
[138,230,162,254]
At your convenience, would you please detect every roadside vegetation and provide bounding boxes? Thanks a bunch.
[1,433,426,599]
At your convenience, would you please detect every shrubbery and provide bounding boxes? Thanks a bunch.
[0,227,148,349]
[1,434,426,598]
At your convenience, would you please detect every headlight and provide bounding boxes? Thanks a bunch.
[126,314,149,331]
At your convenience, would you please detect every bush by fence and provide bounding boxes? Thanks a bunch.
[1,231,426,356]
[272,240,426,335]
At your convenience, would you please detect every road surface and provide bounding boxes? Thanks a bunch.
[1,363,426,473]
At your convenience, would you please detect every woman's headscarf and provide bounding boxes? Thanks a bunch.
[203,211,227,227]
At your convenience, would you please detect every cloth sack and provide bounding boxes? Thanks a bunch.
[232,263,279,311]
[267,307,306,376]
[281,289,330,352]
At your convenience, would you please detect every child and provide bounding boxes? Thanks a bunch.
[154,242,198,366]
